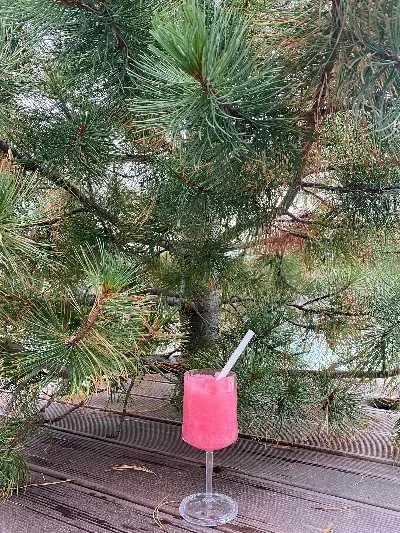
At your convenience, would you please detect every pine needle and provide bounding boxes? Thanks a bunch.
[28,479,73,488]
[106,464,155,474]
[152,495,178,531]
[314,505,356,511]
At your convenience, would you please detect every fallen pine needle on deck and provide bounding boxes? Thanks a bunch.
[153,495,178,531]
[28,479,73,487]
[106,464,155,474]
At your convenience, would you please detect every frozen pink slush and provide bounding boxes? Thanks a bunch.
[182,371,238,451]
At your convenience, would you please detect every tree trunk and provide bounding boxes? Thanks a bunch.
[183,289,221,354]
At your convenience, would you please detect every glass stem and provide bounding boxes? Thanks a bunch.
[205,451,213,498]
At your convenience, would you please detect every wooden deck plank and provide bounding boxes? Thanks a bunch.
[84,377,400,463]
[46,402,400,468]
[17,414,400,533]
[87,392,181,422]
[2,377,400,532]
[1,473,205,533]
[4,375,400,462]
[6,463,400,533]
[26,423,400,511]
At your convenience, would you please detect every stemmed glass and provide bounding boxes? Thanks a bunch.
[179,369,238,527]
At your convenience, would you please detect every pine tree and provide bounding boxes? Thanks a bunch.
[1,0,400,497]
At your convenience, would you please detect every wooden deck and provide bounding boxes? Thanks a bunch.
[1,376,400,532]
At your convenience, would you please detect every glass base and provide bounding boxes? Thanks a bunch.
[179,492,238,527]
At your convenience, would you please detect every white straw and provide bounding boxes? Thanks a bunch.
[216,330,255,380]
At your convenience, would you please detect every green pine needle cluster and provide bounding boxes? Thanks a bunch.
[131,0,296,164]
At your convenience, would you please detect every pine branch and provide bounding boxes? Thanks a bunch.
[284,211,328,227]
[110,18,130,56]
[9,395,55,449]
[322,386,339,414]
[301,368,400,379]
[370,48,400,67]
[105,379,135,439]
[102,4,134,65]
[301,182,400,194]
[292,0,342,194]
[346,17,400,69]
[0,342,24,354]
[67,288,111,346]
[308,0,342,132]
[175,173,209,193]
[18,208,87,228]
[133,321,165,353]
[287,302,367,317]
[300,293,335,306]
[274,183,302,219]
[0,139,117,223]
[55,0,134,66]
[299,158,400,186]
[302,186,333,206]
[44,401,84,424]
[194,72,257,131]
[275,224,310,240]
[2,379,31,417]
[273,0,342,221]
[136,287,184,306]
[54,0,95,14]
[285,212,314,224]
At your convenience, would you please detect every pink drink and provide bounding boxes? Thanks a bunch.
[182,371,238,451]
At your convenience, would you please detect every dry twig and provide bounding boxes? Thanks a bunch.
[106,464,155,474]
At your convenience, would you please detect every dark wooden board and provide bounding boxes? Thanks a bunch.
[2,376,400,533]
[0,473,206,533]
[86,377,400,463]
[13,415,400,533]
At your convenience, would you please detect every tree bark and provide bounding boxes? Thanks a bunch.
[183,289,221,354]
